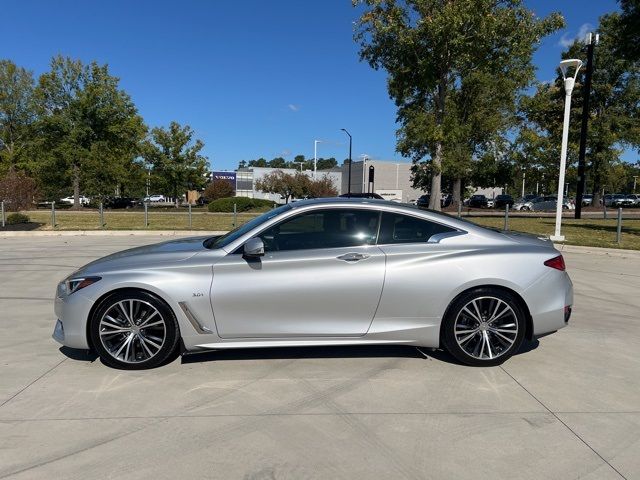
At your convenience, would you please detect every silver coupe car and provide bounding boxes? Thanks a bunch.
[53,198,573,369]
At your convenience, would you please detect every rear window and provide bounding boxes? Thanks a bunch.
[378,212,456,244]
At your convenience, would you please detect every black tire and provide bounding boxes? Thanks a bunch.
[89,289,180,370]
[442,288,526,367]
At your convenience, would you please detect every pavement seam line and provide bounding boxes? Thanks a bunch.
[499,366,628,480]
[0,358,67,409]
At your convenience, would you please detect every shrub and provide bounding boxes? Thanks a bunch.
[6,212,30,224]
[0,169,38,211]
[203,179,235,201]
[207,197,274,213]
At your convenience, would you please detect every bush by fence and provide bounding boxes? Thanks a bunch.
[6,212,30,224]
[207,197,274,213]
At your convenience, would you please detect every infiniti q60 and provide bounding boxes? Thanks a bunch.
[53,198,573,369]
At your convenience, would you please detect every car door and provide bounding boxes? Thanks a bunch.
[210,208,386,338]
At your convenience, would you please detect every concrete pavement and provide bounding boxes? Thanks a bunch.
[0,236,638,479]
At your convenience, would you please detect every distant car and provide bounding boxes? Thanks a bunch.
[104,197,138,209]
[626,194,640,207]
[468,195,488,208]
[338,193,385,200]
[519,196,574,211]
[416,194,450,209]
[581,194,593,206]
[144,194,166,202]
[60,195,90,206]
[493,195,514,209]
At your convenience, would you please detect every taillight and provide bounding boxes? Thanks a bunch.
[544,255,566,271]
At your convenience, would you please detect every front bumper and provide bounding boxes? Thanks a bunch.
[52,292,95,349]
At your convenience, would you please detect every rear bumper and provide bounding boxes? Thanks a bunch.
[52,292,94,349]
[524,269,573,336]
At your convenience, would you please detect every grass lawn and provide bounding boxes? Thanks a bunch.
[21,210,263,232]
[7,209,640,250]
[469,216,640,251]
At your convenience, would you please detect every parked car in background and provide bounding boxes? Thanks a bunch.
[60,195,90,206]
[416,194,451,209]
[519,196,574,211]
[626,194,640,207]
[493,195,514,209]
[144,194,166,202]
[581,194,593,206]
[104,197,138,209]
[468,195,489,208]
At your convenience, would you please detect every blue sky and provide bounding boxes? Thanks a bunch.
[1,0,629,170]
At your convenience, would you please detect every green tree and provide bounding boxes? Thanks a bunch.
[520,11,640,205]
[34,56,146,206]
[268,157,287,168]
[617,0,640,62]
[0,60,36,173]
[316,157,338,170]
[354,0,563,210]
[143,121,208,204]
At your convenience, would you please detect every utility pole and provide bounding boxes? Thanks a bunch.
[575,33,598,219]
[341,129,352,196]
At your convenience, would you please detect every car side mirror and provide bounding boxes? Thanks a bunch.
[243,237,264,258]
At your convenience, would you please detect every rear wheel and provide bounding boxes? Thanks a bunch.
[89,290,180,369]
[442,288,526,366]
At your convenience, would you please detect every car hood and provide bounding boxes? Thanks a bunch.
[75,236,212,275]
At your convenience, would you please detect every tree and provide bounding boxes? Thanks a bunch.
[143,122,208,205]
[307,174,339,198]
[34,56,146,206]
[316,157,338,170]
[255,170,298,203]
[520,11,640,205]
[617,0,640,62]
[203,178,235,201]
[0,168,38,211]
[354,0,563,210]
[0,60,36,173]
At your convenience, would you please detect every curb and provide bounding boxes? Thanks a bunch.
[0,230,227,237]
[553,243,640,258]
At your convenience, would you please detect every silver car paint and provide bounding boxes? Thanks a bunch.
[53,198,572,353]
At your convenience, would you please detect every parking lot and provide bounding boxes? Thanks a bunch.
[0,235,639,479]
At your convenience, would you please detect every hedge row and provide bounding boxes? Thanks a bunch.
[207,197,275,213]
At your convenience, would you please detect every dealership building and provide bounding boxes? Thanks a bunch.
[211,159,424,204]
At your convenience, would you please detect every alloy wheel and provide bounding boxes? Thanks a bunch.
[98,299,167,364]
[454,296,518,360]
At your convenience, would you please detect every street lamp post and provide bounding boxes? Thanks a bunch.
[551,59,583,242]
[313,140,322,179]
[633,176,638,193]
[341,129,352,196]
[521,170,526,198]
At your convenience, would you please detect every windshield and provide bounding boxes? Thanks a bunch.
[203,204,292,249]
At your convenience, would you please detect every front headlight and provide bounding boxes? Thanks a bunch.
[61,276,102,296]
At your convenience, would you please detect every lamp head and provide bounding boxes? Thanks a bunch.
[559,59,583,81]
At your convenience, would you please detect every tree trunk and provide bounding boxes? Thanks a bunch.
[428,142,442,210]
[72,163,80,210]
[452,177,462,208]
[428,76,447,211]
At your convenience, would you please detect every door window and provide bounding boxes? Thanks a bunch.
[378,212,455,244]
[258,209,380,252]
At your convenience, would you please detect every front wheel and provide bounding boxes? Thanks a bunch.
[442,288,526,366]
[89,290,180,369]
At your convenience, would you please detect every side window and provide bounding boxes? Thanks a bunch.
[259,209,380,252]
[378,212,456,244]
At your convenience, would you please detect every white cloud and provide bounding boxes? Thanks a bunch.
[558,23,593,48]
[287,104,300,112]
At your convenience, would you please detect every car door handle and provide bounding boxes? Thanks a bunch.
[337,252,370,262]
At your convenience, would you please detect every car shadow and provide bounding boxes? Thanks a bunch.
[181,339,540,366]
[59,346,99,362]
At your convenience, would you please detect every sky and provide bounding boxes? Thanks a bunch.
[1,0,631,170]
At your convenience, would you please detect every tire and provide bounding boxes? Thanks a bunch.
[442,288,526,367]
[521,206,530,211]
[89,290,180,370]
